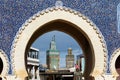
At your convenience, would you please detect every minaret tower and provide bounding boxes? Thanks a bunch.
[49,35,56,50]
[46,35,60,70]
[66,48,74,68]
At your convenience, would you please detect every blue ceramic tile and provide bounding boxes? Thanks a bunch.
[0,0,120,74]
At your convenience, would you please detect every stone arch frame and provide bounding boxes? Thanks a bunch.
[110,48,120,77]
[10,6,107,80]
[0,49,9,77]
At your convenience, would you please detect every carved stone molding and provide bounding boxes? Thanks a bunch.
[10,2,107,79]
[0,49,9,77]
[110,48,120,77]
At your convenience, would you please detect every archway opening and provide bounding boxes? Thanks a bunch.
[115,55,120,75]
[0,57,3,75]
[25,20,94,80]
[28,31,85,80]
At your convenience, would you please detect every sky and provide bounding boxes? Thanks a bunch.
[31,30,83,68]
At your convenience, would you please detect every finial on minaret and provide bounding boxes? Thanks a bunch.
[55,0,63,7]
[50,35,56,50]
[52,35,55,41]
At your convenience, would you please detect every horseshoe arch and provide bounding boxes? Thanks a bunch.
[11,6,107,80]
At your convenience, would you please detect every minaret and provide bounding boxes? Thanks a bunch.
[66,48,74,68]
[49,35,56,50]
[46,35,60,70]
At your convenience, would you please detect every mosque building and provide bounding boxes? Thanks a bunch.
[46,35,60,70]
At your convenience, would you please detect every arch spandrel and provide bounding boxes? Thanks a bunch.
[11,6,107,80]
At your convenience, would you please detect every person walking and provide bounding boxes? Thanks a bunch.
[74,64,82,80]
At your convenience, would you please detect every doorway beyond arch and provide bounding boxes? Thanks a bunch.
[11,7,107,80]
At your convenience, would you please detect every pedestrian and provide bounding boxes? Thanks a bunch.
[74,64,82,80]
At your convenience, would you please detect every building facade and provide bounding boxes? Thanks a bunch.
[0,0,120,80]
[77,54,85,73]
[66,48,74,68]
[27,47,40,80]
[46,36,60,70]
